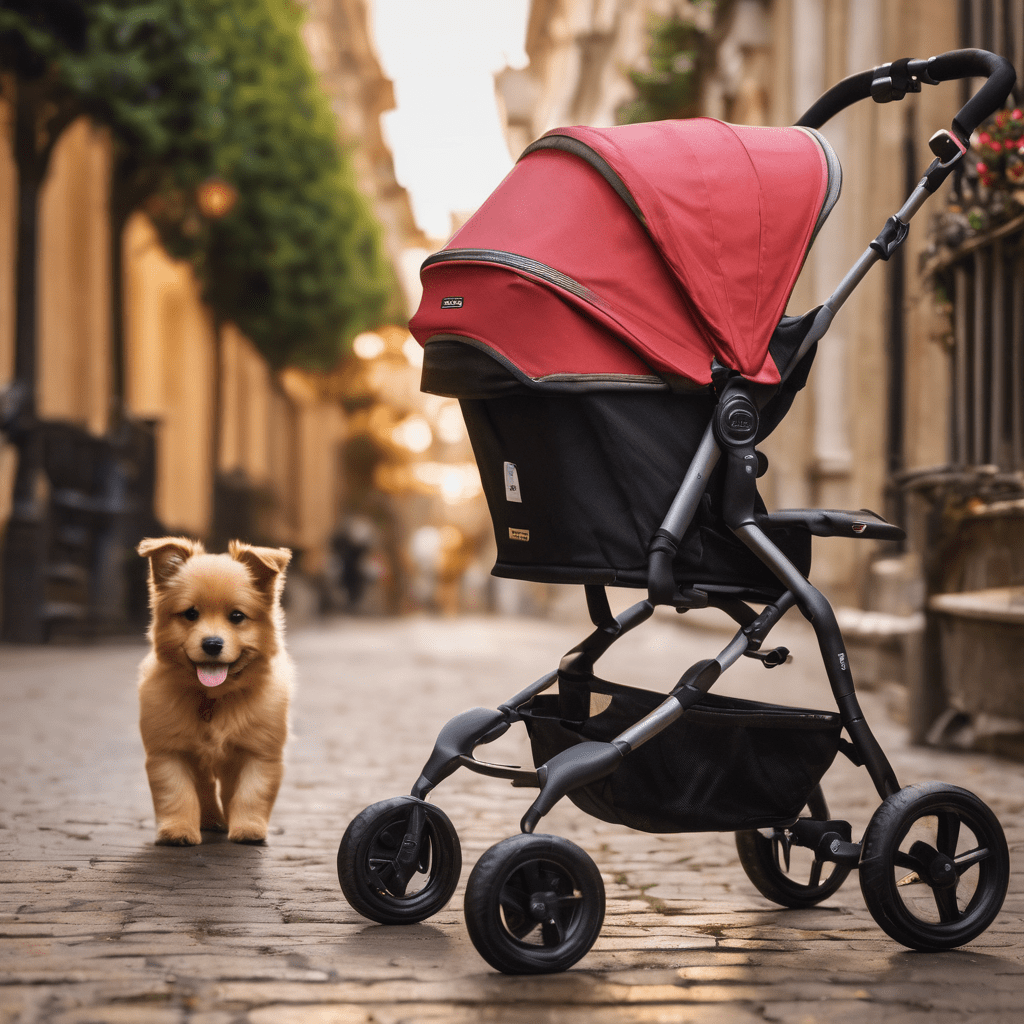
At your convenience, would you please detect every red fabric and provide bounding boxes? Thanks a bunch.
[411,119,831,385]
[414,262,659,381]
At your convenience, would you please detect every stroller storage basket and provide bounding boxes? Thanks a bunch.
[522,680,842,833]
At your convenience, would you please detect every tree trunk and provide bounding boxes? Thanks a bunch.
[2,84,49,641]
[108,198,130,429]
[1,78,76,641]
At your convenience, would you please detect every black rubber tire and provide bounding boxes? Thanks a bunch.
[735,785,851,908]
[859,781,1009,951]
[337,797,461,925]
[464,833,605,974]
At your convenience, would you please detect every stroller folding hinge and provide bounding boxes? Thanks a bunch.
[869,215,910,260]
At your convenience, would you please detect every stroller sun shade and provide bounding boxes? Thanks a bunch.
[411,118,841,390]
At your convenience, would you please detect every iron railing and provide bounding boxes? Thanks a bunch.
[945,218,1024,471]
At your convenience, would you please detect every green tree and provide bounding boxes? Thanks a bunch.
[617,9,715,125]
[155,0,397,372]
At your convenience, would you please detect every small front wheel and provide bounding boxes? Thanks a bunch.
[338,796,461,925]
[464,833,605,974]
[735,784,851,908]
[859,781,1009,951]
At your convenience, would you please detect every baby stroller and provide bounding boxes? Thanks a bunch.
[337,49,1015,974]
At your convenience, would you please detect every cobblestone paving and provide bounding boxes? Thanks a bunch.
[1,608,1022,1022]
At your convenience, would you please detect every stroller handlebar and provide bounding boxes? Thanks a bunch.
[796,48,1016,143]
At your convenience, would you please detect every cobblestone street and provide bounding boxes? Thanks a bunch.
[2,607,1022,1022]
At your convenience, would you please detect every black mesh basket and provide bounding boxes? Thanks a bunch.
[522,677,842,833]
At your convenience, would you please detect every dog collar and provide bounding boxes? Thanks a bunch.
[198,694,217,722]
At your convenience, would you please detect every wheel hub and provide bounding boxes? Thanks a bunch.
[926,851,957,889]
[910,839,958,889]
[529,891,557,920]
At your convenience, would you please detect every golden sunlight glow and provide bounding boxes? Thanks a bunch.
[353,332,386,359]
[196,178,238,219]
[402,333,424,366]
[391,414,433,453]
[436,401,467,444]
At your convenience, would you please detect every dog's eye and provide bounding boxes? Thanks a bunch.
[182,607,200,621]
[228,610,246,624]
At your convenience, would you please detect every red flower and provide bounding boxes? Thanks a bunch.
[991,140,1003,152]
[1012,109,1023,120]
[976,161,989,174]
[978,131,992,145]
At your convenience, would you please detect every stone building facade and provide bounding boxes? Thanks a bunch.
[0,0,422,633]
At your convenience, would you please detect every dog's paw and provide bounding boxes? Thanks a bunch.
[156,825,202,846]
[227,822,268,844]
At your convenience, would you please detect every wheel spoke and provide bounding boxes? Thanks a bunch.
[769,831,791,873]
[936,811,961,858]
[933,882,962,923]
[954,846,990,875]
[499,900,537,939]
[541,917,565,946]
[807,858,823,888]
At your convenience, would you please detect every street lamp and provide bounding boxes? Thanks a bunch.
[196,177,238,219]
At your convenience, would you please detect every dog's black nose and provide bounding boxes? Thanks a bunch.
[201,636,224,657]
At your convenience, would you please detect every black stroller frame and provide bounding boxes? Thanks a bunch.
[337,50,1016,974]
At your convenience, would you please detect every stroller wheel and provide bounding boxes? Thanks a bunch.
[859,781,1009,951]
[735,784,851,908]
[464,833,604,974]
[337,796,461,925]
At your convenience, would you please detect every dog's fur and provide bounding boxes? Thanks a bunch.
[137,537,293,846]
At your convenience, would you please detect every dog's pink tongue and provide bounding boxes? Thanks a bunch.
[197,664,228,688]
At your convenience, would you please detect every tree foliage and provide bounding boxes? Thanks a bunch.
[617,10,714,125]
[1,0,396,376]
[153,0,397,371]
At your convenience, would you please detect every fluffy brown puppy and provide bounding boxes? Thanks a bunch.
[137,537,293,846]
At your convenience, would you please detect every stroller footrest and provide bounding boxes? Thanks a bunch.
[763,508,905,542]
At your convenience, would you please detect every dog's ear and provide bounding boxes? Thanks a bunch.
[228,541,291,595]
[137,537,204,589]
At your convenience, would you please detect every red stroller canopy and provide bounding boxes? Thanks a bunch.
[411,118,840,389]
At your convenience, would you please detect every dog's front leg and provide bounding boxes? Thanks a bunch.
[219,751,283,843]
[146,753,204,846]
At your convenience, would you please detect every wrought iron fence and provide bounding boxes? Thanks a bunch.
[960,0,1024,103]
[946,218,1024,470]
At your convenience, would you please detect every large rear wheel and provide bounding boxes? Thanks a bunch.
[859,781,1009,950]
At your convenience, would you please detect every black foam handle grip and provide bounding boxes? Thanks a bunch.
[795,69,874,128]
[927,48,1016,140]
[795,48,1016,138]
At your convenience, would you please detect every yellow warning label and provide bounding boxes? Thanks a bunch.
[509,528,530,542]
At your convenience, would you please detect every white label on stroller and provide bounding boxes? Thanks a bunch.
[504,462,522,502]
[509,528,530,541]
